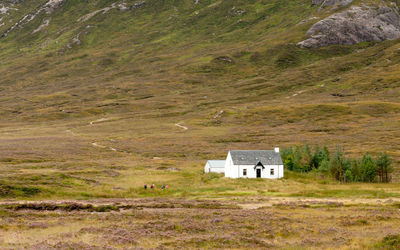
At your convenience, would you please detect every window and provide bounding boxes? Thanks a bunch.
[270,169,275,175]
[243,169,247,176]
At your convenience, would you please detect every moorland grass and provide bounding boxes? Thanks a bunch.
[0,0,399,200]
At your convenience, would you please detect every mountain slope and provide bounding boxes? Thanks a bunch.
[0,0,399,193]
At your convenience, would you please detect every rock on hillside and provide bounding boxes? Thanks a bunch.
[298,2,400,48]
[1,0,64,37]
[311,0,353,9]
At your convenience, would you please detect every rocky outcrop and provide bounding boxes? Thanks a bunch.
[0,4,17,15]
[298,4,400,48]
[1,0,64,37]
[77,1,145,22]
[312,0,353,9]
[42,0,64,14]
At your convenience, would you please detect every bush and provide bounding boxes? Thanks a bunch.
[376,234,400,249]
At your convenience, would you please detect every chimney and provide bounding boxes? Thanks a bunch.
[274,147,280,153]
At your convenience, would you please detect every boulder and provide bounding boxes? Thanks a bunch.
[298,4,400,48]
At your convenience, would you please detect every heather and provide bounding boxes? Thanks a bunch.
[0,198,399,249]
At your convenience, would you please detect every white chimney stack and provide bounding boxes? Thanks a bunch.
[274,147,280,153]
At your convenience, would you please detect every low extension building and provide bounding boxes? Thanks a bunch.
[204,160,226,174]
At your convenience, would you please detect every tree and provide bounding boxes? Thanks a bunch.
[301,145,313,172]
[360,154,376,182]
[349,159,361,182]
[293,146,304,172]
[345,169,353,183]
[318,158,330,174]
[322,146,330,162]
[311,145,329,170]
[282,147,295,171]
[376,153,393,183]
[329,148,346,182]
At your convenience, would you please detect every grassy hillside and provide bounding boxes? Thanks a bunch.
[0,0,399,200]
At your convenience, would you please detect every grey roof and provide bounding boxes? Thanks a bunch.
[207,160,226,168]
[229,150,283,166]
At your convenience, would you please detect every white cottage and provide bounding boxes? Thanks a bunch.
[225,149,284,179]
[204,160,226,173]
[204,148,284,179]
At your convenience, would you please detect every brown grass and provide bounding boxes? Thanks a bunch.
[0,198,399,249]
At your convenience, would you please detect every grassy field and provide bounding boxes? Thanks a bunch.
[0,198,399,248]
[1,116,400,200]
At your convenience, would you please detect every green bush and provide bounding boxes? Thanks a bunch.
[376,234,400,249]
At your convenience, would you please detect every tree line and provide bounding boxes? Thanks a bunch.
[281,145,393,183]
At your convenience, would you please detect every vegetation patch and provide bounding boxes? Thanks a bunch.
[4,202,120,212]
[282,145,394,183]
[0,184,41,197]
[375,234,400,249]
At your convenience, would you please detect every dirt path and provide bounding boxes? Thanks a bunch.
[64,117,120,152]
[89,118,109,125]
[286,83,325,99]
[65,129,78,136]
[92,142,118,152]
[175,123,188,130]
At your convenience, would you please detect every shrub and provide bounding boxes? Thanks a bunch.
[376,234,400,249]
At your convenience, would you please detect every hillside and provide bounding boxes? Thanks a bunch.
[0,0,399,200]
[1,1,400,248]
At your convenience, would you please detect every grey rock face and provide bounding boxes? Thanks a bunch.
[311,0,324,6]
[1,0,65,37]
[298,5,400,48]
[312,0,353,8]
